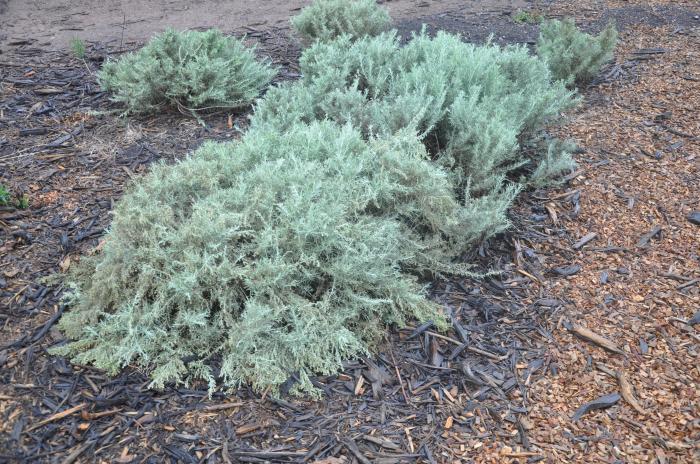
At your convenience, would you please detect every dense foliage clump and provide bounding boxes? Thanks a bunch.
[51,122,514,395]
[98,28,276,114]
[55,13,595,395]
[536,18,617,85]
[291,0,391,44]
[253,30,578,197]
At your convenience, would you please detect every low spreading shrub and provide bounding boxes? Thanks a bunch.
[55,20,587,396]
[536,18,617,86]
[98,28,276,115]
[51,122,516,395]
[252,30,578,195]
[291,0,391,44]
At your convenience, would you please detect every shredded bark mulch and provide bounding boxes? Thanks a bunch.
[517,21,700,464]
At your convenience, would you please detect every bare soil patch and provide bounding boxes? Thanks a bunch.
[0,0,526,51]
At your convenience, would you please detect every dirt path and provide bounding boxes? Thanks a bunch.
[0,0,526,51]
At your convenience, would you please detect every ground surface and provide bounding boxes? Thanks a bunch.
[1,1,699,463]
[0,0,526,51]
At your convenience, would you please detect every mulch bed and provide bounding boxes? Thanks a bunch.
[1,1,699,463]
[516,17,700,463]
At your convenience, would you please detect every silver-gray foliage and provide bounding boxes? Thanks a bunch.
[291,0,391,44]
[54,26,584,396]
[98,28,276,115]
[52,122,515,395]
[527,138,577,188]
[536,18,617,86]
[253,30,578,195]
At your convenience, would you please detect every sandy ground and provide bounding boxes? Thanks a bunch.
[0,0,526,51]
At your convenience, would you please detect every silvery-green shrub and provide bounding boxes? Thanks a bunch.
[51,122,515,395]
[291,0,391,44]
[536,18,617,86]
[528,138,577,187]
[98,28,276,115]
[252,30,578,193]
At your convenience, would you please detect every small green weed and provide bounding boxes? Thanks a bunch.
[17,194,29,209]
[0,184,29,209]
[513,10,543,24]
[0,185,10,206]
[70,37,86,59]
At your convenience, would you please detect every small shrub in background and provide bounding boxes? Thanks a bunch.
[52,121,515,395]
[536,18,617,86]
[70,37,86,59]
[291,0,391,44]
[513,10,543,24]
[98,28,276,115]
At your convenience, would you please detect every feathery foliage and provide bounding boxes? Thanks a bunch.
[252,30,578,193]
[51,122,516,395]
[527,138,577,187]
[98,28,276,115]
[536,18,617,86]
[55,23,586,396]
[291,0,391,44]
